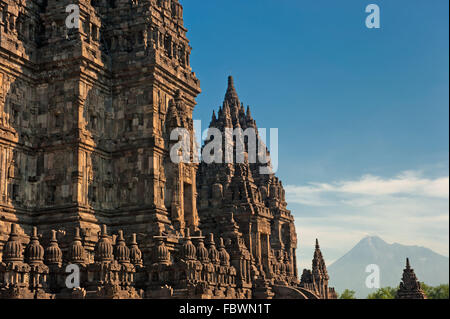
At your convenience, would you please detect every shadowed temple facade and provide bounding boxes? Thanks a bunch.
[0,0,336,299]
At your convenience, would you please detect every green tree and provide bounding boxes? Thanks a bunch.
[366,283,449,299]
[339,289,357,299]
[367,287,397,299]
[421,283,449,299]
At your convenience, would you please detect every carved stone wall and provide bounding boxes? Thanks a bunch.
[0,0,200,249]
[0,0,336,299]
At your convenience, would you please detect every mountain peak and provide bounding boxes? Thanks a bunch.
[362,235,386,242]
[355,235,388,249]
[328,236,449,298]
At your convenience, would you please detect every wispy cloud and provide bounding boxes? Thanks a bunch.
[286,170,449,270]
[286,171,449,206]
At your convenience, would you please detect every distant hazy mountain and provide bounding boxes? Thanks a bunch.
[328,236,449,298]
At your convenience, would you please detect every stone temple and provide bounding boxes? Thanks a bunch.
[0,0,336,299]
[395,258,427,299]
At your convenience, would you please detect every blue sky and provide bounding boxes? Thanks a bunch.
[183,0,449,269]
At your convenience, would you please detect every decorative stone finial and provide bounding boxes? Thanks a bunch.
[115,230,130,263]
[196,233,209,263]
[26,226,44,265]
[69,227,86,264]
[207,233,219,264]
[130,233,143,266]
[3,224,23,263]
[95,224,113,263]
[218,237,230,266]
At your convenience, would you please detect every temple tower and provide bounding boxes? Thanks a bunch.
[395,258,427,299]
[0,0,200,260]
[197,76,298,290]
[299,239,337,299]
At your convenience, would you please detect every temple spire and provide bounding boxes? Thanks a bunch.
[227,75,236,93]
[312,238,329,280]
[225,75,240,105]
[246,106,252,118]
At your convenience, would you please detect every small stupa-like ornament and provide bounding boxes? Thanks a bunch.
[395,258,427,299]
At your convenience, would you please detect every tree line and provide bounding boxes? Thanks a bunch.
[337,283,449,299]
